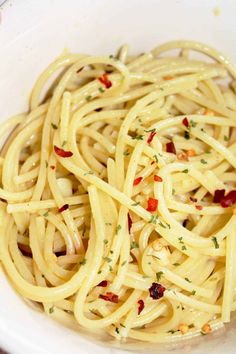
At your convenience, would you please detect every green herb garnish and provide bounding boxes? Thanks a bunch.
[115,224,122,234]
[131,241,139,250]
[156,271,163,282]
[51,123,58,129]
[212,236,219,249]
[80,258,87,265]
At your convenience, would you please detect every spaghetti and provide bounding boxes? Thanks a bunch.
[1,40,236,343]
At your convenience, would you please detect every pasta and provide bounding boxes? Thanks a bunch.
[1,40,236,343]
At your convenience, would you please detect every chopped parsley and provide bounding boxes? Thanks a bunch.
[84,170,94,176]
[191,290,196,295]
[131,241,139,250]
[153,154,158,163]
[115,224,122,234]
[189,323,194,328]
[212,236,219,249]
[182,169,189,173]
[45,160,48,168]
[121,260,127,266]
[132,134,144,140]
[200,159,207,164]
[123,149,130,156]
[144,128,156,133]
[185,277,191,283]
[184,131,190,140]
[89,309,97,316]
[156,271,163,282]
[62,140,67,147]
[103,239,108,245]
[86,95,92,101]
[99,87,105,93]
[97,270,102,274]
[182,245,187,251]
[148,214,158,224]
[103,256,112,263]
[190,120,197,128]
[173,262,180,266]
[131,201,140,206]
[224,135,229,141]
[49,307,54,314]
[43,211,49,217]
[158,220,167,228]
[105,222,112,226]
[80,258,87,265]
[51,123,58,130]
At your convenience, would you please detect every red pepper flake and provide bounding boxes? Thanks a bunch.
[182,117,189,128]
[147,131,156,144]
[97,280,108,287]
[99,292,119,303]
[54,145,73,158]
[98,73,112,89]
[58,204,69,213]
[50,165,55,170]
[177,152,188,161]
[149,282,166,300]
[213,189,225,203]
[137,299,145,315]
[133,177,143,186]
[154,175,163,182]
[220,190,236,208]
[166,141,176,154]
[189,196,198,203]
[195,205,203,210]
[146,197,158,212]
[128,213,132,234]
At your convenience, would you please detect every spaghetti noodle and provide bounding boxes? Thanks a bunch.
[1,40,236,343]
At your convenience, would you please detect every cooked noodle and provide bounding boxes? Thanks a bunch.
[1,40,236,342]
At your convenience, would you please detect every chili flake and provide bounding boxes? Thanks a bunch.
[154,175,163,182]
[99,292,118,303]
[149,282,166,300]
[213,189,225,203]
[128,213,132,233]
[54,145,73,158]
[98,73,112,89]
[97,280,108,287]
[137,299,144,315]
[147,131,156,144]
[166,141,176,154]
[182,117,189,128]
[220,190,236,208]
[58,204,69,213]
[146,197,158,212]
[133,177,143,186]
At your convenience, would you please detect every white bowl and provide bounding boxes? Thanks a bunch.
[1,0,236,353]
